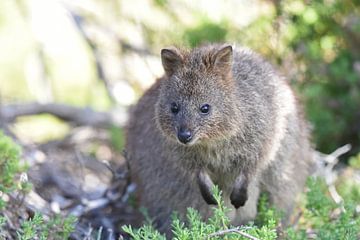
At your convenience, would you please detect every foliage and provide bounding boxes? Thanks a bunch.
[123,225,167,240]
[286,177,360,240]
[0,130,30,209]
[184,20,228,48]
[349,153,360,169]
[255,193,282,227]
[123,186,278,240]
[123,177,360,240]
[16,213,76,240]
[109,125,125,152]
[0,131,77,239]
[0,216,6,239]
[276,0,360,154]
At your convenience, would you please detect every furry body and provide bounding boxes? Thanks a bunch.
[125,44,313,233]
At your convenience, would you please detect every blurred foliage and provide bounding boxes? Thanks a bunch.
[184,20,228,47]
[0,0,359,154]
[349,152,360,169]
[16,213,76,240]
[13,114,70,144]
[275,0,360,154]
[109,125,125,152]
[0,131,30,209]
[255,193,282,227]
[271,176,360,240]
[288,177,360,240]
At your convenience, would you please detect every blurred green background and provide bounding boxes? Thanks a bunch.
[0,0,359,156]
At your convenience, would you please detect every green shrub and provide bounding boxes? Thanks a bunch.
[123,186,278,240]
[287,177,360,240]
[16,213,76,240]
[123,177,360,240]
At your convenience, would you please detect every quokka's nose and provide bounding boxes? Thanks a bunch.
[177,128,193,144]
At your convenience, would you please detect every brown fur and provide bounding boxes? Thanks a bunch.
[125,44,314,235]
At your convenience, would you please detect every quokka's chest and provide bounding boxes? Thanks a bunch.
[177,146,242,175]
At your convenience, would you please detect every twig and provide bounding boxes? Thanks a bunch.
[207,226,261,240]
[64,2,155,56]
[2,211,16,231]
[96,226,103,240]
[291,210,303,229]
[107,228,114,240]
[84,224,93,240]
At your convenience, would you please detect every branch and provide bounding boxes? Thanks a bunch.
[207,227,261,240]
[64,6,156,106]
[313,144,351,180]
[314,144,351,208]
[119,41,155,56]
[66,10,117,104]
[0,102,127,128]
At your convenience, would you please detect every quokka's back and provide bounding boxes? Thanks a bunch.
[125,44,313,235]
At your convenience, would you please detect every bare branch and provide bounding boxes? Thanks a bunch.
[207,226,261,240]
[313,144,351,180]
[328,185,343,205]
[0,102,127,127]
[313,144,352,209]
[66,9,117,104]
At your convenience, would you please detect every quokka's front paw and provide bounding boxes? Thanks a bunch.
[197,169,217,205]
[230,187,248,209]
[230,174,249,209]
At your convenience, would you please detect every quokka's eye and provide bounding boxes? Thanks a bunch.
[200,104,211,114]
[171,102,179,114]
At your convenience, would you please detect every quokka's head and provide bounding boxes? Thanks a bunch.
[155,44,240,146]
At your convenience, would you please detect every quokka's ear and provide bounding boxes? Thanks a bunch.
[161,47,183,76]
[213,45,233,72]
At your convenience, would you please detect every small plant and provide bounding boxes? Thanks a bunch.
[0,131,29,209]
[123,176,360,240]
[255,193,281,227]
[123,225,167,240]
[123,186,278,240]
[16,213,77,240]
